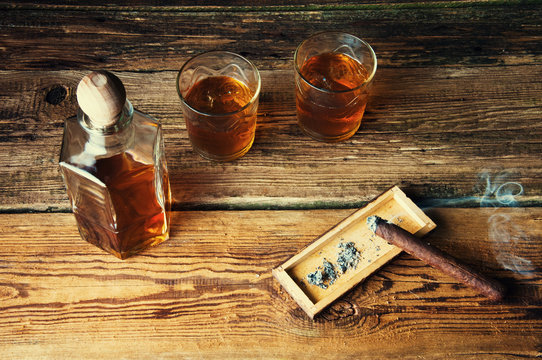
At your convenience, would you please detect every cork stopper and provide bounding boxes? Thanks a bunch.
[76,70,126,127]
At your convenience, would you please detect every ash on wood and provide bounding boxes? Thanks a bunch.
[272,186,435,319]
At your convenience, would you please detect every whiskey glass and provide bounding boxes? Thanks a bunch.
[294,32,377,142]
[177,51,261,161]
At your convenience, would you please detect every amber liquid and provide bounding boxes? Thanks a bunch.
[68,152,170,259]
[296,52,370,141]
[184,76,256,160]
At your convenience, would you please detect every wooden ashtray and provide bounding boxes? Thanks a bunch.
[272,186,435,319]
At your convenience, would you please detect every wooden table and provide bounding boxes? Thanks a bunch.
[1,1,541,358]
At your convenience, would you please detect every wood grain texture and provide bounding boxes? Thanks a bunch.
[0,3,540,71]
[0,208,540,359]
[0,0,489,7]
[0,66,540,210]
[0,2,540,211]
[1,2,541,211]
[1,2,540,358]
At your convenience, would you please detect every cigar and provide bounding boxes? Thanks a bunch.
[367,216,505,301]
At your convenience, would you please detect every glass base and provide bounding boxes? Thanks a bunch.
[77,218,170,260]
[298,121,361,143]
[112,234,170,260]
[193,136,255,162]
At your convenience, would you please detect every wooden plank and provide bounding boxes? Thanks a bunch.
[0,4,540,71]
[273,186,436,318]
[0,1,482,7]
[0,208,540,358]
[0,66,540,210]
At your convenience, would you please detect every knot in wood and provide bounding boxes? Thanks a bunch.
[321,299,357,321]
[45,86,67,105]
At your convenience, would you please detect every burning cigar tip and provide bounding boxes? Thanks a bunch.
[367,215,385,234]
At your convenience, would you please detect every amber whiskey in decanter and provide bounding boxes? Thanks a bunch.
[59,71,171,259]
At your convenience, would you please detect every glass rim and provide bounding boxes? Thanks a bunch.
[176,50,261,117]
[294,31,378,94]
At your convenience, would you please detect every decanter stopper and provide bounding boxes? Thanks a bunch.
[76,70,126,127]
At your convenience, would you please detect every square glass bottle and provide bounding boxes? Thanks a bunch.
[59,71,171,259]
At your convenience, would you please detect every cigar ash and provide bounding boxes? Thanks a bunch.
[307,242,361,289]
[337,242,361,273]
[307,259,337,289]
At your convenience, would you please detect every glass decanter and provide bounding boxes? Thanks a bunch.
[59,71,171,259]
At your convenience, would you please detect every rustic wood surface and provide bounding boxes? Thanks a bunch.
[0,1,541,359]
[0,209,541,359]
[0,1,541,210]
[3,67,541,211]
